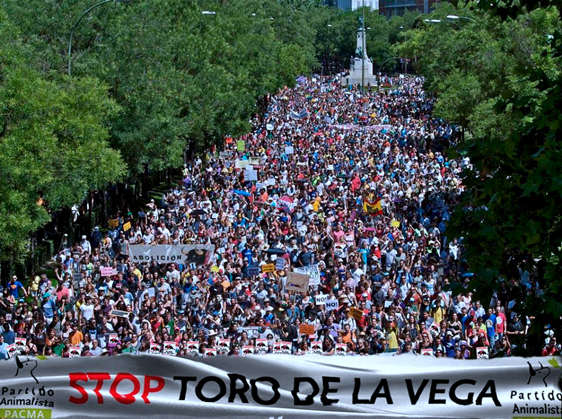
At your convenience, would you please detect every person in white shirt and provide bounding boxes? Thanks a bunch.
[80,235,92,255]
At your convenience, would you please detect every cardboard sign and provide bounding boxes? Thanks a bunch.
[286,272,309,293]
[325,299,339,311]
[236,140,246,152]
[391,220,401,228]
[108,219,119,228]
[247,266,261,276]
[261,263,275,273]
[294,264,321,286]
[299,324,315,336]
[315,294,328,305]
[349,307,364,321]
[123,221,131,232]
[421,348,434,356]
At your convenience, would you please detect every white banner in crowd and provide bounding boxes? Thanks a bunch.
[294,264,321,286]
[129,245,215,265]
[1,355,560,419]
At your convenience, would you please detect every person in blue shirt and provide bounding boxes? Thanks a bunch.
[1,323,15,345]
[0,335,9,360]
[484,307,497,348]
[8,276,27,300]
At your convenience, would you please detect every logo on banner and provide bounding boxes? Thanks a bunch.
[527,361,551,387]
[15,356,39,384]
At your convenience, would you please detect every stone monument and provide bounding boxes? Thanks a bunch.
[341,17,378,88]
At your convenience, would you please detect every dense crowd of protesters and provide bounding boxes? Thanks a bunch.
[0,75,558,360]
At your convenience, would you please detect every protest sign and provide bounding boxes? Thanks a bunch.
[1,355,561,418]
[310,341,323,354]
[129,244,215,265]
[235,159,250,169]
[108,219,119,228]
[299,324,315,336]
[236,140,246,152]
[261,263,275,273]
[123,221,131,232]
[421,349,434,356]
[315,294,328,305]
[110,310,129,319]
[163,341,177,356]
[284,146,294,155]
[186,341,199,356]
[477,347,489,359]
[100,267,117,277]
[286,272,309,292]
[324,299,338,311]
[275,258,286,271]
[244,169,258,182]
[68,346,81,359]
[150,341,161,354]
[349,307,364,321]
[247,266,260,276]
[294,264,321,286]
[335,343,347,356]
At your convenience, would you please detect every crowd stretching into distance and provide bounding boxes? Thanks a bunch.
[1,75,557,360]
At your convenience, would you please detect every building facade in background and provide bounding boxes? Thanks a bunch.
[335,0,379,11]
[378,0,441,17]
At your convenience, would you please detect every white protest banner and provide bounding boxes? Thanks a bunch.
[315,294,328,305]
[248,157,260,165]
[325,298,338,311]
[129,244,215,265]
[284,146,294,155]
[294,264,321,286]
[1,355,560,418]
[235,159,250,169]
[286,272,309,293]
[244,169,258,182]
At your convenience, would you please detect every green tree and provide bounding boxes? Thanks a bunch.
[399,1,562,352]
[0,9,124,261]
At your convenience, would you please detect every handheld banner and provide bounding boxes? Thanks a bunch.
[129,244,215,265]
[1,355,561,419]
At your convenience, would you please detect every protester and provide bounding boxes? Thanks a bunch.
[0,75,549,359]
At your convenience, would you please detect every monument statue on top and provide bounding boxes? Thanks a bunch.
[341,15,377,88]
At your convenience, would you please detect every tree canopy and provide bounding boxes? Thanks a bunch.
[398,1,562,352]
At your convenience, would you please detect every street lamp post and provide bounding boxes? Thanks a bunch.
[67,0,128,76]
[361,0,365,93]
